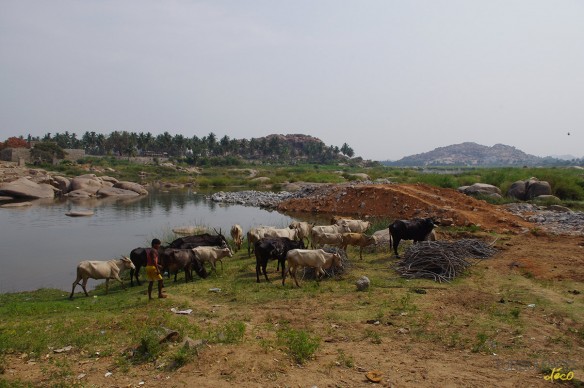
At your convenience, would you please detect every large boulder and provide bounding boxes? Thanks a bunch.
[100,176,119,185]
[526,180,552,199]
[506,180,527,200]
[113,181,148,195]
[97,187,140,197]
[460,183,502,197]
[70,175,104,195]
[65,189,93,198]
[0,177,55,199]
[51,176,71,194]
[506,178,553,201]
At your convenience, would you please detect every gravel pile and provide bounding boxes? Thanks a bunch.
[504,203,584,236]
[210,186,320,209]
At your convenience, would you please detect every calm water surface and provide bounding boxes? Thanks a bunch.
[0,188,297,293]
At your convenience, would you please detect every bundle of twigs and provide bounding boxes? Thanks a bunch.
[394,239,497,283]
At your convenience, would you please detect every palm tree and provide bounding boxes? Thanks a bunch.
[172,134,187,157]
[219,135,230,155]
[341,143,354,157]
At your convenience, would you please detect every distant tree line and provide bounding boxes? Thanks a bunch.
[2,131,357,166]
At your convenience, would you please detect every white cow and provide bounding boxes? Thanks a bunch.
[230,224,244,251]
[192,246,233,272]
[247,226,274,257]
[284,249,343,287]
[335,219,371,233]
[289,221,313,246]
[310,224,351,248]
[262,227,298,240]
[70,257,135,299]
[311,232,344,249]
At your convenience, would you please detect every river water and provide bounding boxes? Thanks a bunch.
[0,188,297,293]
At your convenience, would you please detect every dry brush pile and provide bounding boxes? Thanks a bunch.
[394,239,498,283]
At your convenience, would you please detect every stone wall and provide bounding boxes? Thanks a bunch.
[0,148,85,163]
[123,156,169,164]
[0,148,31,162]
[63,149,86,161]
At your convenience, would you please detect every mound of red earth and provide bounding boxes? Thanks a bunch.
[278,183,533,234]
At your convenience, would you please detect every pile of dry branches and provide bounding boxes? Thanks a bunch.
[394,239,497,283]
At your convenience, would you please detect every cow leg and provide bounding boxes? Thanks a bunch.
[262,263,270,282]
[135,265,142,286]
[292,266,300,287]
[186,265,193,282]
[105,279,110,294]
[113,274,126,290]
[256,261,261,283]
[70,275,82,299]
[218,259,223,272]
[81,278,90,297]
[393,238,401,257]
[359,246,363,260]
[280,259,286,283]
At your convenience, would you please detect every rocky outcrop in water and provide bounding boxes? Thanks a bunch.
[0,177,55,199]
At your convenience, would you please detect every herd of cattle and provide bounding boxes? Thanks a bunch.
[69,217,437,298]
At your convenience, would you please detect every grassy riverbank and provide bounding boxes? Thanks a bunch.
[1,231,583,387]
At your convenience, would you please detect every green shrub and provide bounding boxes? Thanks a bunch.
[277,327,320,364]
[168,345,198,370]
[210,321,245,344]
[132,330,163,363]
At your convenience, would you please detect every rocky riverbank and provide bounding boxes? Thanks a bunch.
[0,161,147,202]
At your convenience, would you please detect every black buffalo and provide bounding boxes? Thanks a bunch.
[168,230,228,250]
[129,246,207,286]
[255,237,305,283]
[159,248,208,282]
[388,217,436,257]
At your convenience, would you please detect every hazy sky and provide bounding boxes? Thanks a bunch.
[1,1,582,161]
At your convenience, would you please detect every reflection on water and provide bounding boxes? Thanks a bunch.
[0,188,296,293]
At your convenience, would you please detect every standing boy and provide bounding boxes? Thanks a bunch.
[146,238,167,299]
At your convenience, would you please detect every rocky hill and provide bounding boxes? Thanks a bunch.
[382,142,567,167]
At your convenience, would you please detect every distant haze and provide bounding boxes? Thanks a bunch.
[1,1,582,161]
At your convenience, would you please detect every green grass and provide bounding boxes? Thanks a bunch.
[277,327,321,364]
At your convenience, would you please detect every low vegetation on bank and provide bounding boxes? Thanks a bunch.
[39,157,584,208]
